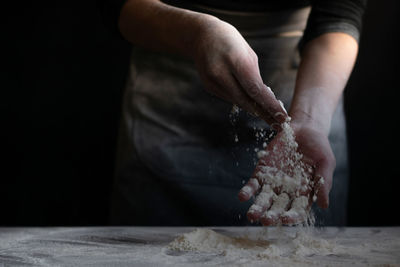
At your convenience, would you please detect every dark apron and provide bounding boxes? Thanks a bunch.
[110,5,348,226]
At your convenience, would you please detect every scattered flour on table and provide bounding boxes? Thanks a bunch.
[165,228,400,266]
[167,228,339,266]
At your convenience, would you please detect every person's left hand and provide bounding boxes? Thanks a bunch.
[238,121,336,225]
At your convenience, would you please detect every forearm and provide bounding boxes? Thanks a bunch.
[118,0,216,57]
[289,33,359,135]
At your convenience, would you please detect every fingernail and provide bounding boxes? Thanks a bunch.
[241,186,252,196]
[274,111,287,123]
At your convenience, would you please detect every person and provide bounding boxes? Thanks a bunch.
[102,0,366,226]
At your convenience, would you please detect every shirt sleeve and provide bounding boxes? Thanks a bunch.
[299,0,367,50]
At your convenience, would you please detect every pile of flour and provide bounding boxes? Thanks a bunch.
[167,228,338,265]
[168,228,269,252]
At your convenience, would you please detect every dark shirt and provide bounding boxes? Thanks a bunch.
[98,0,366,48]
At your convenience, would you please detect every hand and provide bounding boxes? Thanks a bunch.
[119,1,286,124]
[238,121,336,225]
[191,17,287,125]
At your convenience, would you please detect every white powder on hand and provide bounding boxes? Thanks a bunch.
[250,119,316,225]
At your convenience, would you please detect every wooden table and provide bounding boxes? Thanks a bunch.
[0,227,399,266]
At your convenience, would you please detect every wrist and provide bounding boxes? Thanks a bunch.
[183,14,221,59]
[289,106,332,136]
[155,7,219,58]
[288,85,339,136]
[118,0,220,58]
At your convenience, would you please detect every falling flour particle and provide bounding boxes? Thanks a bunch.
[231,104,240,114]
[229,104,240,124]
[257,150,268,159]
[262,142,267,148]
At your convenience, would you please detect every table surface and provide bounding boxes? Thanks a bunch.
[0,227,399,266]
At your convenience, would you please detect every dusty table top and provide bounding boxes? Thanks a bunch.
[0,227,399,266]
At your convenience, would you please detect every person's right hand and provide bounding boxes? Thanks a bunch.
[191,17,287,125]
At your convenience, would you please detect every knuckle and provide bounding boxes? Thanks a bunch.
[318,150,336,168]
[325,150,336,168]
[205,63,224,81]
[250,50,258,62]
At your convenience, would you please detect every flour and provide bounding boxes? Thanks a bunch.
[248,119,316,225]
[229,104,240,124]
[167,228,341,266]
[168,228,269,252]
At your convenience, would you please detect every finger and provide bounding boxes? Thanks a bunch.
[230,56,288,124]
[260,193,290,226]
[298,160,314,196]
[251,151,283,196]
[314,157,335,209]
[236,93,277,125]
[247,184,274,221]
[252,167,277,194]
[200,78,232,102]
[208,71,277,125]
[281,196,309,225]
[298,184,312,197]
[281,212,307,225]
[238,178,260,202]
[228,81,277,125]
[203,81,275,125]
[299,176,313,196]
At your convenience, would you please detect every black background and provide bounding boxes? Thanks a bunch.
[1,1,399,226]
